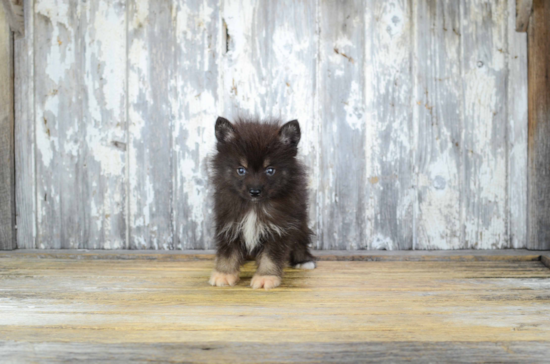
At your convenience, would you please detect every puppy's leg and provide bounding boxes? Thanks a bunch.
[209,245,243,287]
[250,250,285,290]
[290,243,316,269]
[289,232,317,269]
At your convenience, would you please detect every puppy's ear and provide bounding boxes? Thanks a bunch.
[279,120,301,147]
[215,117,235,143]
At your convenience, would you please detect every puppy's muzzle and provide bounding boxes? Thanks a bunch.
[249,188,262,197]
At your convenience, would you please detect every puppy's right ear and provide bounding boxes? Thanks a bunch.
[215,117,235,143]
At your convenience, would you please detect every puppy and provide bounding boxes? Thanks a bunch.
[209,117,316,290]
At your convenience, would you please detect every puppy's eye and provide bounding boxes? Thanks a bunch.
[265,167,276,176]
[237,167,246,176]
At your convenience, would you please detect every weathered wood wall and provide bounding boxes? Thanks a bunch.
[14,0,528,250]
[527,0,550,250]
[0,3,16,250]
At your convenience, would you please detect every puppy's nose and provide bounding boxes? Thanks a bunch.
[249,188,261,197]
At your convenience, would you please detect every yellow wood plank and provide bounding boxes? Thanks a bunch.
[0,257,549,347]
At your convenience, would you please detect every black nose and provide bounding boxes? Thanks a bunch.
[249,188,261,197]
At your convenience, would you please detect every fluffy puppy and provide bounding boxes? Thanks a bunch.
[209,117,316,290]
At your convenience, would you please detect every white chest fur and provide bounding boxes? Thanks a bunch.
[219,209,285,252]
[241,210,264,252]
[240,209,286,252]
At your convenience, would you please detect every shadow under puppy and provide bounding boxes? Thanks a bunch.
[209,117,316,290]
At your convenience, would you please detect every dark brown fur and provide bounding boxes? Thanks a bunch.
[210,117,315,287]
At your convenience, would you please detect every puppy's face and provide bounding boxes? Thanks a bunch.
[214,117,301,202]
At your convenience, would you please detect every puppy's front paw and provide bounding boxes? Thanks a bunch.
[209,270,239,287]
[250,275,281,290]
[293,261,316,269]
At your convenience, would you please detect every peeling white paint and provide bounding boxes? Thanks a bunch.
[24,0,527,250]
[36,120,54,168]
[371,234,395,251]
[344,81,364,131]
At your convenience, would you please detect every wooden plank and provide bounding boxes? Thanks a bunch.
[172,0,220,249]
[1,341,550,363]
[127,0,175,249]
[314,249,541,262]
[0,0,23,35]
[0,249,542,262]
[515,0,532,32]
[461,0,509,249]
[0,2,16,250]
[14,0,34,249]
[79,0,127,249]
[317,0,367,249]
[414,0,462,249]
[219,0,319,247]
[365,0,414,250]
[0,258,549,362]
[34,0,82,248]
[508,0,529,248]
[527,0,550,250]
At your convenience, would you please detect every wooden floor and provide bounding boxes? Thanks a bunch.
[1,251,550,363]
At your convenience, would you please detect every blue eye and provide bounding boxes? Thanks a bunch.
[237,167,246,176]
[266,167,276,176]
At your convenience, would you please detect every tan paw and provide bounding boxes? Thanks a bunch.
[250,275,281,290]
[209,271,239,287]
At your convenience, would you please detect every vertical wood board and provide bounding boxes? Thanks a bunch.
[33,0,127,249]
[527,0,550,250]
[34,0,83,248]
[14,0,35,248]
[365,0,414,250]
[0,0,24,35]
[461,0,509,249]
[507,0,528,248]
[0,3,16,250]
[172,0,220,249]
[79,0,127,249]
[317,0,367,249]
[127,0,175,249]
[414,0,462,249]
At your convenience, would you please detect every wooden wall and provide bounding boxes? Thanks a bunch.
[14,0,528,250]
[527,0,550,250]
[0,2,16,250]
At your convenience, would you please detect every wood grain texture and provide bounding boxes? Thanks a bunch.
[172,0,220,249]
[0,0,24,35]
[14,0,530,250]
[0,257,549,362]
[14,0,35,249]
[414,0,462,249]
[507,0,528,248]
[0,248,543,261]
[34,0,83,248]
[317,0,367,249]
[0,3,16,250]
[515,0,532,32]
[2,341,550,363]
[365,0,414,250]
[79,0,127,249]
[461,0,509,249]
[33,0,126,249]
[527,0,550,250]
[127,0,175,249]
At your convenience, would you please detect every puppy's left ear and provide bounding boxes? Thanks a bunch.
[215,117,235,143]
[279,120,301,147]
